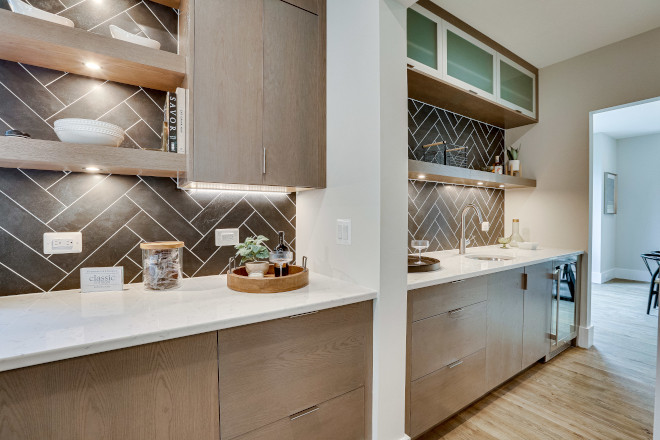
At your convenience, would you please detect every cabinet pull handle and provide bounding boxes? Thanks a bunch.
[288,310,318,319]
[522,273,528,291]
[448,307,464,316]
[450,279,464,284]
[263,147,266,174]
[290,405,320,420]
[515,110,523,114]
[448,360,463,369]
[468,89,478,95]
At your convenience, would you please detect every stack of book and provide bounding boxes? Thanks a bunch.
[161,87,188,154]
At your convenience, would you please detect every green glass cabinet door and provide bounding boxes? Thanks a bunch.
[443,23,496,99]
[407,6,441,76]
[498,56,536,118]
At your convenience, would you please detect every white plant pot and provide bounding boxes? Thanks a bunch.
[245,261,269,278]
[509,160,520,172]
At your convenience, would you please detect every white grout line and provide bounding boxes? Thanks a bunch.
[16,169,68,208]
[141,87,166,111]
[0,188,56,232]
[0,81,53,127]
[264,197,296,230]
[46,174,111,225]
[0,226,67,274]
[86,3,142,31]
[0,261,45,293]
[115,241,142,267]
[124,194,182,242]
[0,115,14,130]
[95,89,141,121]
[125,102,162,138]
[43,72,69,88]
[244,199,294,237]
[18,63,66,107]
[140,0,177,42]
[124,131,144,150]
[55,0,86,15]
[137,176,204,236]
[79,183,141,232]
[44,171,70,191]
[181,188,204,210]
[192,195,247,248]
[46,80,109,122]
[129,270,143,284]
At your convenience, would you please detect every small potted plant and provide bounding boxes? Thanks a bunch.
[506,144,521,174]
[235,235,270,278]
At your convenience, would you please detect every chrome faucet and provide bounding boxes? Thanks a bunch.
[459,204,489,254]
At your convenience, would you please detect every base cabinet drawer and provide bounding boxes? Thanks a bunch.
[410,349,486,438]
[411,301,486,380]
[234,387,365,440]
[411,276,487,321]
[219,302,371,439]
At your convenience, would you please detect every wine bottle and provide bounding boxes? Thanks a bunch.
[275,231,289,276]
[493,155,503,175]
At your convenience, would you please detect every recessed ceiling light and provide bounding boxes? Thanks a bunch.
[477,182,484,185]
[83,166,101,172]
[499,184,505,188]
[84,62,101,70]
[418,174,426,179]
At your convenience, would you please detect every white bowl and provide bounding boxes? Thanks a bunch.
[109,25,161,50]
[518,242,539,250]
[7,0,74,27]
[54,125,125,147]
[54,118,123,132]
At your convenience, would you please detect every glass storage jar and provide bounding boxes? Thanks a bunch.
[140,241,184,290]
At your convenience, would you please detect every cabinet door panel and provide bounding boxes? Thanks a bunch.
[0,333,219,440]
[263,0,320,187]
[218,302,370,439]
[411,276,487,322]
[234,388,365,440]
[498,55,536,118]
[486,268,524,389]
[523,262,553,367]
[192,0,264,184]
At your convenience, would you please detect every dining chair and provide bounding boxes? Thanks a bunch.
[641,253,660,314]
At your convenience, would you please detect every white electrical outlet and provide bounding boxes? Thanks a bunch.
[215,228,240,246]
[336,219,351,245]
[43,232,82,254]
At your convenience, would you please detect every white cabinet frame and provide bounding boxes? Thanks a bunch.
[407,4,443,79]
[496,53,537,119]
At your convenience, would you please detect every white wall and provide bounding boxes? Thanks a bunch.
[615,133,660,281]
[297,0,409,439]
[591,133,618,283]
[505,27,660,346]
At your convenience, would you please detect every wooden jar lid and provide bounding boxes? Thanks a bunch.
[140,241,184,250]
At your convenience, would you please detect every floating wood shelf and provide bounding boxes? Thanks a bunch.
[0,137,186,178]
[409,160,536,189]
[150,0,181,8]
[408,67,537,129]
[0,9,186,92]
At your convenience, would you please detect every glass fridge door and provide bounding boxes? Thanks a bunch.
[552,261,578,350]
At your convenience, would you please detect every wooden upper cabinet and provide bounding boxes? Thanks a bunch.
[186,0,326,189]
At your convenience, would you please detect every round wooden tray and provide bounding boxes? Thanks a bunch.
[227,265,309,293]
[408,255,441,273]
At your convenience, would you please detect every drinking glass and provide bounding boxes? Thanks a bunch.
[269,251,294,277]
[411,240,430,265]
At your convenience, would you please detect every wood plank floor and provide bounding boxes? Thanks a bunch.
[418,280,657,440]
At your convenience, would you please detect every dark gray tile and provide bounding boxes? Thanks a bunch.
[194,224,254,277]
[59,0,138,31]
[0,168,65,222]
[0,117,8,133]
[46,81,138,122]
[47,172,109,206]
[0,228,66,292]
[28,0,65,14]
[142,1,178,38]
[20,64,66,87]
[243,193,295,241]
[97,102,141,132]
[126,119,161,150]
[48,195,141,271]
[126,90,165,134]
[49,174,140,231]
[0,190,53,251]
[191,194,248,234]
[143,88,167,110]
[126,182,202,246]
[117,255,142,284]
[127,3,178,53]
[126,210,176,244]
[20,169,68,189]
[138,176,202,221]
[46,73,105,107]
[0,263,43,295]
[0,82,58,140]
[182,247,204,277]
[88,11,143,39]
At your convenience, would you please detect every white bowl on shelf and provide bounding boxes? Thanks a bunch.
[109,25,161,50]
[54,120,125,147]
[7,0,74,27]
[54,118,124,132]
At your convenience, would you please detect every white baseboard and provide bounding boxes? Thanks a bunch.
[592,269,616,284]
[577,325,594,348]
[615,268,651,282]
[399,436,411,440]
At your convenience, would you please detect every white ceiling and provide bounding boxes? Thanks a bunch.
[593,99,660,139]
[431,0,660,68]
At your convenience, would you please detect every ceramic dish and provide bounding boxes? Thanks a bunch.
[109,25,161,50]
[54,125,125,147]
[518,242,539,250]
[7,0,74,27]
[54,118,123,132]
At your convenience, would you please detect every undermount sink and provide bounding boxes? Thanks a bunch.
[464,255,515,262]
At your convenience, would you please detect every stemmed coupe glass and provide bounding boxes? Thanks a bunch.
[269,251,293,277]
[411,240,430,265]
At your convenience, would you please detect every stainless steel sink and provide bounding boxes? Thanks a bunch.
[464,255,514,262]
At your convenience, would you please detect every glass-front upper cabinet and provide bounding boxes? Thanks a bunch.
[442,23,496,101]
[407,5,443,77]
[497,55,536,118]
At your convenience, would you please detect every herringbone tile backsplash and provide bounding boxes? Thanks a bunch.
[0,1,296,296]
[408,99,505,252]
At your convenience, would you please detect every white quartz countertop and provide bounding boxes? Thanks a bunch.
[408,245,584,290]
[0,273,376,372]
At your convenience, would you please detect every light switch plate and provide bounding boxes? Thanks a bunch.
[43,232,82,254]
[215,228,240,247]
[336,219,351,245]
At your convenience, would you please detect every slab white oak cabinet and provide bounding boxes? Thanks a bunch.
[180,0,326,190]
[405,263,555,438]
[0,302,372,440]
